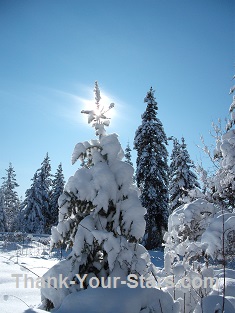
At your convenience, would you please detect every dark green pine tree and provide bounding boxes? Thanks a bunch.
[49,163,65,229]
[22,153,52,234]
[37,153,52,233]
[22,172,44,233]
[124,142,133,166]
[168,137,182,212]
[134,87,169,249]
[1,163,20,231]
[0,187,7,232]
[124,142,136,183]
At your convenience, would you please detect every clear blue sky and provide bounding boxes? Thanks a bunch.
[0,0,234,198]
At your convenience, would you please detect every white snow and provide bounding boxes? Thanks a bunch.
[1,237,235,313]
[201,212,235,260]
[0,238,58,313]
[52,286,179,313]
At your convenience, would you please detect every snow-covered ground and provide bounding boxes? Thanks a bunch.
[0,238,59,313]
[0,238,166,313]
[1,237,235,313]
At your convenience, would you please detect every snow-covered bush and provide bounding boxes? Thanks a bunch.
[193,294,235,313]
[210,128,235,211]
[203,78,235,212]
[40,83,165,312]
[180,187,206,204]
[201,212,235,263]
[158,76,235,313]
[162,199,220,312]
[164,199,216,258]
[162,195,235,312]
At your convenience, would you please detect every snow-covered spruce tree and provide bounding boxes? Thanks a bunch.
[36,153,52,233]
[168,137,181,212]
[1,162,20,231]
[168,137,200,212]
[124,142,136,184]
[41,82,159,311]
[22,154,52,234]
[0,187,7,232]
[226,73,235,131]
[134,87,169,250]
[124,142,133,166]
[49,163,65,229]
[16,197,25,232]
[22,172,45,233]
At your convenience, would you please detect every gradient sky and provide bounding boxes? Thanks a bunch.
[0,0,234,198]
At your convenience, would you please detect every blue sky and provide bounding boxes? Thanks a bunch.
[0,0,234,197]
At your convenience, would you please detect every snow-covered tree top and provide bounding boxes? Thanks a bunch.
[81,81,115,139]
[226,74,235,131]
[229,74,235,95]
[144,86,156,105]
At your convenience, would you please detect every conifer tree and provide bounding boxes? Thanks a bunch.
[16,197,24,232]
[1,163,20,231]
[169,137,200,212]
[41,82,156,311]
[124,142,136,183]
[168,137,181,211]
[0,187,7,232]
[124,142,133,166]
[49,163,65,229]
[22,173,44,233]
[134,87,169,249]
[22,154,52,233]
[37,153,52,233]
[226,74,235,131]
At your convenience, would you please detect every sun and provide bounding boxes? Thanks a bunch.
[80,82,116,138]
[81,83,116,124]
